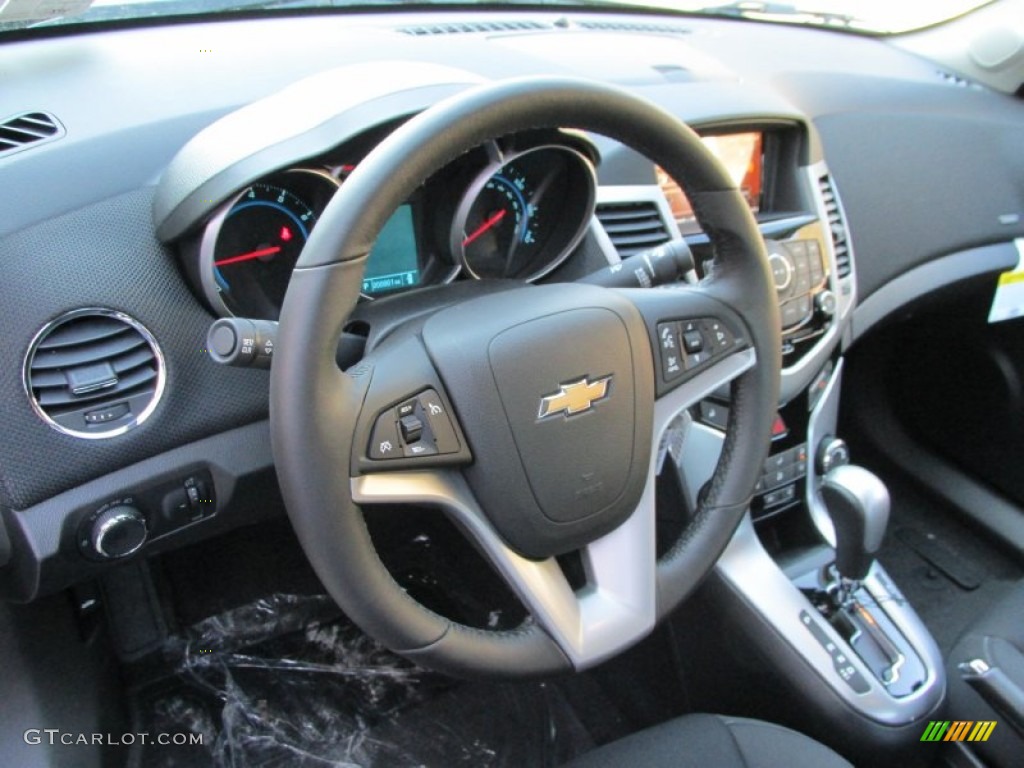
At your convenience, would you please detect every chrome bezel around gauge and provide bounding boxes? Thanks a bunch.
[199,168,339,319]
[450,144,597,282]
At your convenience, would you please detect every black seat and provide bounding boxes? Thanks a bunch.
[563,713,852,768]
[947,580,1024,767]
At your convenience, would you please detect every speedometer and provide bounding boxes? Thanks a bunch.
[451,145,596,281]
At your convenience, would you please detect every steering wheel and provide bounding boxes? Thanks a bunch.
[270,77,780,678]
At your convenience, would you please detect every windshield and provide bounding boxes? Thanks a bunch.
[0,0,997,36]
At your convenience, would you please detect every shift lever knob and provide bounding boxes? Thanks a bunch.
[820,464,890,582]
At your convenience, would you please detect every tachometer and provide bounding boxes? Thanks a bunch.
[451,145,596,281]
[200,170,338,319]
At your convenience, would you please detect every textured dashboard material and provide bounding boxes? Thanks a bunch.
[0,189,269,510]
[778,73,1024,299]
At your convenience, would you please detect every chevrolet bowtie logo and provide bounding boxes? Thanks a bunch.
[538,376,612,419]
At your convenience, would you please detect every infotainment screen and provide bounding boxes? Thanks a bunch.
[362,204,420,295]
[656,131,763,222]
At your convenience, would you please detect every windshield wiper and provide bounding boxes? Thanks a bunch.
[700,1,862,29]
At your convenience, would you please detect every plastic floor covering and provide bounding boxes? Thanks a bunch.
[128,593,611,768]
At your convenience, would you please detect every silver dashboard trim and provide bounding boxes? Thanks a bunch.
[22,308,167,441]
[851,240,1021,342]
[717,517,945,725]
[806,358,844,546]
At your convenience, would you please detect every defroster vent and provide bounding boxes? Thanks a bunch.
[818,175,852,279]
[595,201,671,258]
[398,20,548,36]
[24,309,165,439]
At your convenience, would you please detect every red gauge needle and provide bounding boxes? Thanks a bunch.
[214,245,281,268]
[462,209,507,248]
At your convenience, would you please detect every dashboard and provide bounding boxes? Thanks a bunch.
[0,7,1022,602]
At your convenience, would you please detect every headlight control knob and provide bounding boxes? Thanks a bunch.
[89,505,147,559]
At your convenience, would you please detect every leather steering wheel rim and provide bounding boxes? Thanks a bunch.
[271,76,781,678]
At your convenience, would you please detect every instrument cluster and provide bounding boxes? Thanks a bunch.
[191,130,598,320]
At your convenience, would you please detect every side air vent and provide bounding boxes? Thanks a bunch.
[595,202,671,257]
[576,20,691,35]
[24,309,165,439]
[0,111,64,158]
[818,175,852,279]
[398,20,549,36]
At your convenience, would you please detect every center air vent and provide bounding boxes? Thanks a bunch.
[595,201,671,257]
[817,175,852,279]
[0,111,64,158]
[24,309,165,439]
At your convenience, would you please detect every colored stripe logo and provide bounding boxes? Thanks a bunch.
[920,721,997,742]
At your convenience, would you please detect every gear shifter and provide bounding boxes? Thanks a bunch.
[815,462,907,685]
[820,463,890,598]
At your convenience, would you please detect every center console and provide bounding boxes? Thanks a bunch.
[674,358,946,763]
[666,161,946,764]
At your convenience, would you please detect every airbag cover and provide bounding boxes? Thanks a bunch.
[422,284,653,558]
[488,308,634,524]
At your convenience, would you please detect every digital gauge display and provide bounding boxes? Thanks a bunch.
[361,205,420,296]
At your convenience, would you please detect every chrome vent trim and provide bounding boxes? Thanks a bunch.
[24,309,166,440]
[817,175,852,279]
[595,201,671,257]
[398,20,550,36]
[0,111,64,158]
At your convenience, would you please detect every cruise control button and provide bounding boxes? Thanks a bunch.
[417,389,461,454]
[404,441,438,458]
[369,413,401,460]
[399,414,424,444]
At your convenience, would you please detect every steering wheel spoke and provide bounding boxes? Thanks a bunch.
[352,466,658,669]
